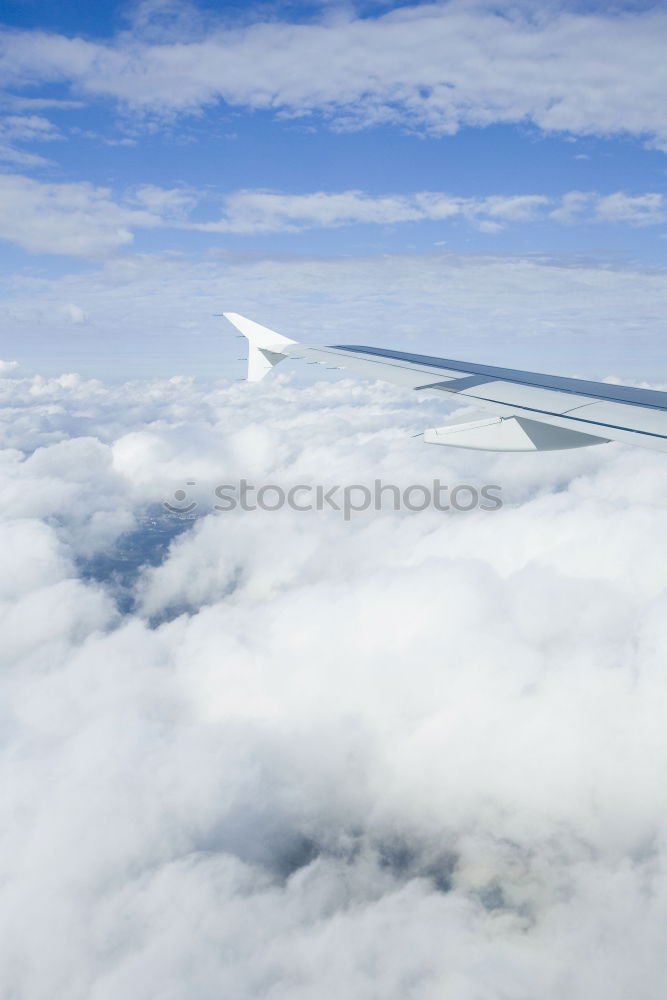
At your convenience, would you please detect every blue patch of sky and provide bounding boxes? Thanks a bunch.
[13,97,666,263]
[6,0,660,37]
[1,0,122,37]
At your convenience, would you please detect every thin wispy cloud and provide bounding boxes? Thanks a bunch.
[0,114,62,166]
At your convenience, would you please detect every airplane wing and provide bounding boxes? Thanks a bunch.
[223,312,667,454]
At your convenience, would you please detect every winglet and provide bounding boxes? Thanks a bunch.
[224,312,296,382]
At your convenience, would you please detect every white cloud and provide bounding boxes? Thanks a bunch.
[0,114,61,142]
[61,303,88,324]
[550,190,594,224]
[205,189,429,232]
[129,183,198,219]
[196,190,552,234]
[2,4,667,145]
[2,359,667,996]
[0,174,663,259]
[202,189,665,234]
[0,95,83,111]
[0,174,162,256]
[551,190,666,226]
[594,192,666,226]
[0,143,53,166]
[0,113,63,166]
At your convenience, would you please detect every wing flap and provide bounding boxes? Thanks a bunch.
[424,414,609,452]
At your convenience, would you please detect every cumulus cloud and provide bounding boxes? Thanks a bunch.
[2,357,667,998]
[1,3,667,145]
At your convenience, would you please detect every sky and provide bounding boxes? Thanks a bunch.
[3,3,667,999]
[1,0,667,377]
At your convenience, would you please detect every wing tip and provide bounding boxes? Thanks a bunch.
[222,312,296,348]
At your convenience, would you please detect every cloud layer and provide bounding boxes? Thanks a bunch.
[2,2,667,145]
[199,188,667,235]
[0,174,665,257]
[4,248,667,383]
[2,359,667,997]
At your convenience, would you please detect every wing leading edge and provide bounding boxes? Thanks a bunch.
[223,312,667,454]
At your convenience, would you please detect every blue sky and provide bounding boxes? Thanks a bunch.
[1,0,666,376]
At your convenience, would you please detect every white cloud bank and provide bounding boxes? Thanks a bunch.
[2,2,667,145]
[2,361,667,997]
[199,188,667,235]
[0,174,665,257]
